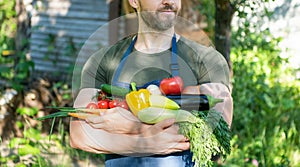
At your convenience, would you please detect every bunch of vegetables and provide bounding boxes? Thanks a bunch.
[37,76,231,167]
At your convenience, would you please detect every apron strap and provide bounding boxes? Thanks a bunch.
[170,34,179,76]
[111,36,137,88]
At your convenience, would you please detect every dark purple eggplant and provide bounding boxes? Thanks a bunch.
[166,94,223,111]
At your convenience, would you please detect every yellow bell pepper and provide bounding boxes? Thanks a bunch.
[126,83,150,116]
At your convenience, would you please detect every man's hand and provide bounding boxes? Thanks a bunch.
[85,107,150,134]
[134,119,190,156]
[182,83,233,126]
[84,107,190,155]
[200,83,233,126]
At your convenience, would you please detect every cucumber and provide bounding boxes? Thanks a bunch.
[100,84,131,97]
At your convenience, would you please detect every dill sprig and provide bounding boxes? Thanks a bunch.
[179,109,231,167]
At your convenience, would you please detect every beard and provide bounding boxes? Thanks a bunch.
[140,4,178,31]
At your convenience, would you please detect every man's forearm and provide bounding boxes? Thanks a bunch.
[69,119,189,156]
[70,120,137,154]
[199,83,233,126]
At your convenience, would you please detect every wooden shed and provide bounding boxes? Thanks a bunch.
[28,0,122,80]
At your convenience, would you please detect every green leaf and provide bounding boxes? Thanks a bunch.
[24,128,41,140]
[16,107,38,116]
[9,138,27,148]
[282,98,295,110]
[27,60,35,70]
[11,82,23,92]
[15,164,27,167]
[263,94,275,108]
[0,66,11,74]
[15,73,28,80]
[18,144,40,156]
[16,121,24,128]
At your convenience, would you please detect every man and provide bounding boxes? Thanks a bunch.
[70,0,233,166]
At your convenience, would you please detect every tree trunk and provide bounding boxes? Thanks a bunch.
[214,0,235,70]
[15,0,30,54]
[109,0,121,45]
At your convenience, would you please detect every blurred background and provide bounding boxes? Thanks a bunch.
[0,0,299,166]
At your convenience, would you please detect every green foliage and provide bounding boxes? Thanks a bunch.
[0,0,16,53]
[0,0,16,83]
[196,0,215,38]
[0,0,34,92]
[1,83,104,166]
[224,27,300,166]
[2,112,82,166]
[4,126,53,166]
[204,1,300,166]
[17,107,39,117]
[18,144,41,156]
[1,49,35,92]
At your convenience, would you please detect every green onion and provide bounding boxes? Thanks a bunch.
[36,107,78,121]
[36,111,70,121]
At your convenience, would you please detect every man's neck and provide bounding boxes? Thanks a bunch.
[135,28,176,54]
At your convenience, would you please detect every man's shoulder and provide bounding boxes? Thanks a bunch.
[107,35,133,53]
[91,35,133,59]
[179,36,207,48]
[178,36,228,66]
[178,36,219,56]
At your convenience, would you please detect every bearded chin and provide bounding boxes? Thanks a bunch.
[140,11,176,31]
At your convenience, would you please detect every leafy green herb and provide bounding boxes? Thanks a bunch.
[179,109,231,167]
[196,109,231,155]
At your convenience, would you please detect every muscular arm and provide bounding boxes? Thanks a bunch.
[200,83,233,126]
[182,83,233,127]
[197,47,233,126]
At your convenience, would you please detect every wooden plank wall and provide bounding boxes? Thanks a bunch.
[30,0,110,80]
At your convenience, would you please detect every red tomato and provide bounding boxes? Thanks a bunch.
[117,100,129,110]
[98,100,109,109]
[97,90,107,101]
[86,102,99,109]
[108,99,118,109]
[159,76,184,95]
